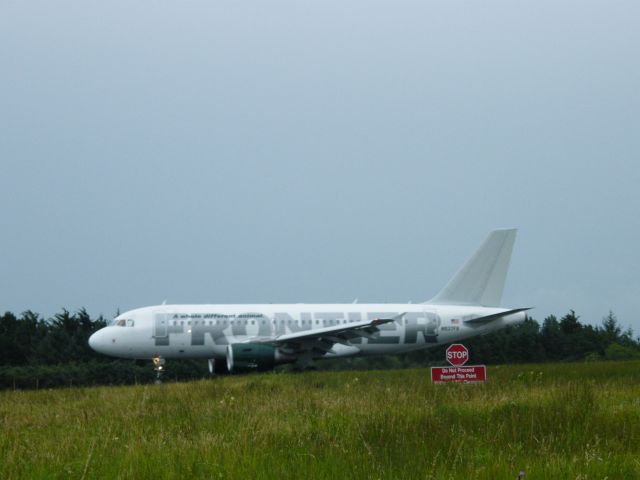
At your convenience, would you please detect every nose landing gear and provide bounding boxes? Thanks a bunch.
[152,356,165,384]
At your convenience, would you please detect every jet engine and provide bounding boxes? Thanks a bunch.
[226,343,280,373]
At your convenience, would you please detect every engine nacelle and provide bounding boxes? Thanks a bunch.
[226,344,279,373]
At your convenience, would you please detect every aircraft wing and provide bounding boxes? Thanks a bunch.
[462,307,532,324]
[246,313,406,356]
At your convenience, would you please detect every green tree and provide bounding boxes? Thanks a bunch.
[601,311,621,345]
[560,310,581,335]
[541,315,563,360]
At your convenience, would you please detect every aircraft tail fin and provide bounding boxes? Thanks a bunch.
[426,229,517,307]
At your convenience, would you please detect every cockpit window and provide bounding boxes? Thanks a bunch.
[112,318,134,327]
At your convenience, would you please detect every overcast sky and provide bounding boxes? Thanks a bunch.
[1,1,639,332]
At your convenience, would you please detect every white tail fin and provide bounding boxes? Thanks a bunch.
[427,229,517,307]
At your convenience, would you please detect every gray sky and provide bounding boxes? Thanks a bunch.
[1,1,639,332]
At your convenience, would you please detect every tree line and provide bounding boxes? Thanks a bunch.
[0,309,208,389]
[0,308,639,389]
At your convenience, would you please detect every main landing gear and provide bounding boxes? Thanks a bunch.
[152,356,165,384]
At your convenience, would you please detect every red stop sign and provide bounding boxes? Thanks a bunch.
[446,344,469,366]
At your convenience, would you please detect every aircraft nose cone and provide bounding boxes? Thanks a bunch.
[89,329,104,353]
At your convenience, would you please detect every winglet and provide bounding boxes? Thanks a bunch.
[371,312,407,326]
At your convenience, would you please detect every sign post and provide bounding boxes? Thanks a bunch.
[431,344,486,384]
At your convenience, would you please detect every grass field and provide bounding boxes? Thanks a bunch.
[1,361,639,479]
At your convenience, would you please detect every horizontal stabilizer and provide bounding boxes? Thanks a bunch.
[463,307,532,324]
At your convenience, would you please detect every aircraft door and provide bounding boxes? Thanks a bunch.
[153,311,171,339]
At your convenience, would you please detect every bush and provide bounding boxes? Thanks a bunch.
[604,343,640,361]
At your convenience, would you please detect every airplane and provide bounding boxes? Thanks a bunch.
[89,229,529,378]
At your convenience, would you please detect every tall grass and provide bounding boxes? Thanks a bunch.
[1,361,639,479]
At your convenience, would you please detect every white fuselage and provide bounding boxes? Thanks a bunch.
[89,303,526,361]
[89,229,527,370]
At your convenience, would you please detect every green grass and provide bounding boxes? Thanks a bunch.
[1,361,640,479]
